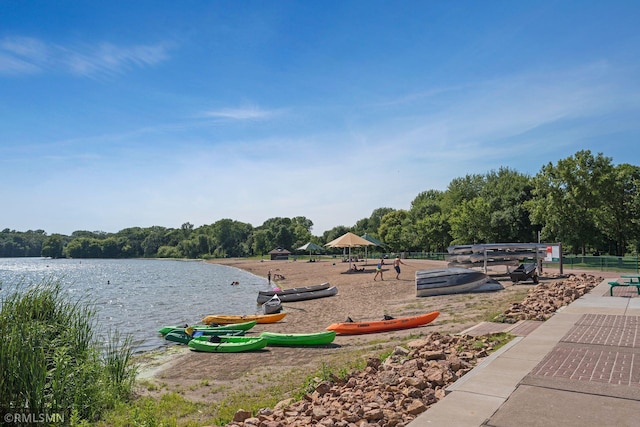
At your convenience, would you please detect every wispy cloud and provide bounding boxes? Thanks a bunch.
[0,36,171,77]
[202,105,282,120]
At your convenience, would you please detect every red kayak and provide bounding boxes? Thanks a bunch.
[326,311,439,335]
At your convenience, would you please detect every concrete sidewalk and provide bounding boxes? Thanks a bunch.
[408,279,640,427]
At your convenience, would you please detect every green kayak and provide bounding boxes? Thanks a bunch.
[158,320,257,336]
[188,335,268,353]
[259,330,336,346]
[164,329,245,345]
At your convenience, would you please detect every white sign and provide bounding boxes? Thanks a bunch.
[545,245,560,262]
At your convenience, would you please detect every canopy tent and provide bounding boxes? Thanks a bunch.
[361,233,385,264]
[361,233,384,247]
[325,232,375,271]
[296,242,324,260]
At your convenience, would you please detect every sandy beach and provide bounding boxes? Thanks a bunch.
[137,257,612,405]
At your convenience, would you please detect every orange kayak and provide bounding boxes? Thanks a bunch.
[326,311,439,335]
[202,312,287,325]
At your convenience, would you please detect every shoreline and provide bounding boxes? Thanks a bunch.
[137,257,616,404]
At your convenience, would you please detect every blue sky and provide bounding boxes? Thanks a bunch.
[2,1,639,236]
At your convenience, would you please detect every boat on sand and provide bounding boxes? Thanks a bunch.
[259,286,338,304]
[261,294,283,314]
[256,283,336,304]
[201,312,287,325]
[158,320,257,335]
[164,328,245,344]
[188,336,268,353]
[259,330,336,346]
[415,268,504,297]
[326,311,439,335]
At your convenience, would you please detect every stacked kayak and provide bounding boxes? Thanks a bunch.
[201,312,286,325]
[259,331,336,346]
[158,320,257,335]
[188,335,268,353]
[164,328,245,344]
[326,311,440,335]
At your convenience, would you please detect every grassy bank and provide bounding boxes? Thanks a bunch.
[0,280,137,424]
[98,332,513,426]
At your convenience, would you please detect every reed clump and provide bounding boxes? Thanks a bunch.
[0,279,137,423]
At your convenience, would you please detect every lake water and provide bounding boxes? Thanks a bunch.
[0,258,270,353]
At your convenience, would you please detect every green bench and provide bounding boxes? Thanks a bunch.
[608,281,640,296]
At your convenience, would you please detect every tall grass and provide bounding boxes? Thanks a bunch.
[0,279,137,422]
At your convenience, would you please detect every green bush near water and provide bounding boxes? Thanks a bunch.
[0,280,137,423]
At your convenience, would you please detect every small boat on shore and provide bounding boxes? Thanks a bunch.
[164,328,245,344]
[259,330,336,346]
[188,336,268,353]
[415,268,504,297]
[259,286,338,303]
[326,311,439,335]
[201,312,287,325]
[256,282,331,304]
[158,320,257,335]
[261,294,283,314]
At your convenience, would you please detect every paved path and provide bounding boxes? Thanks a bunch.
[408,279,640,427]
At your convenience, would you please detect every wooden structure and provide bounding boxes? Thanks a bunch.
[269,247,291,260]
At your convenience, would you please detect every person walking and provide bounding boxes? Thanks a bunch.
[393,256,406,280]
[374,257,385,281]
[267,270,272,284]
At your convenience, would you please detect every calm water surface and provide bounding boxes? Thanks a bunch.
[0,258,269,352]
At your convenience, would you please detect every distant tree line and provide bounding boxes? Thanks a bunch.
[2,150,639,259]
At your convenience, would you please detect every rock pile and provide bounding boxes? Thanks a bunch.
[495,273,602,323]
[226,332,504,427]
[225,274,602,427]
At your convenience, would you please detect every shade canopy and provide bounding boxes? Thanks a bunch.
[297,242,324,252]
[325,232,375,248]
[361,233,385,247]
[325,232,375,271]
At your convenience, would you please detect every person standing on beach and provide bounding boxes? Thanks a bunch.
[393,256,406,280]
[268,270,272,284]
[374,257,384,281]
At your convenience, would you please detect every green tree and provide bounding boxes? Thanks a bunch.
[409,190,448,251]
[114,227,148,257]
[252,229,270,256]
[379,210,412,252]
[100,237,121,258]
[141,226,169,257]
[0,230,46,257]
[41,234,64,258]
[208,219,252,257]
[449,197,492,245]
[440,174,484,214]
[481,167,535,242]
[157,245,183,258]
[529,150,614,254]
[368,208,395,234]
[64,237,103,258]
[595,163,640,255]
[179,238,200,258]
[258,217,298,251]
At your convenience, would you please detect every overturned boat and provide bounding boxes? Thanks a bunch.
[256,282,336,304]
[416,267,504,297]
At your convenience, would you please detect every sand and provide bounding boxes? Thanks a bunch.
[136,257,610,404]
